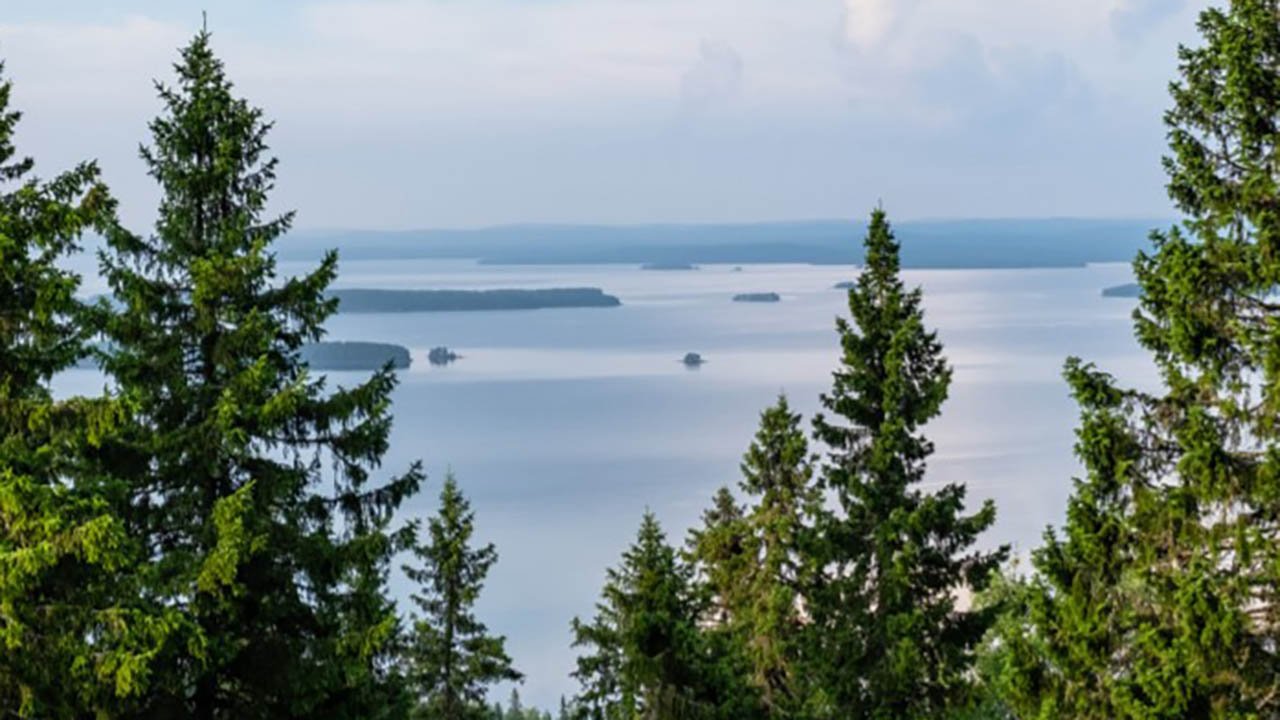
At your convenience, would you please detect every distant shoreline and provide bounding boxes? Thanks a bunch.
[282,218,1167,269]
[327,287,622,313]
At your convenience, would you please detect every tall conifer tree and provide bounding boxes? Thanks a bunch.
[808,208,1006,719]
[687,397,819,719]
[93,31,421,719]
[403,474,521,720]
[1006,2,1280,717]
[735,396,819,718]
[0,60,171,717]
[572,512,719,720]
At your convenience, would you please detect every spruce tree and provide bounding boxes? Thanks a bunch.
[403,473,521,720]
[686,397,819,720]
[571,512,715,720]
[1007,2,1280,716]
[808,208,1006,719]
[684,486,766,720]
[686,486,751,629]
[735,396,819,718]
[0,60,171,717]
[505,688,525,719]
[994,361,1145,719]
[93,30,421,719]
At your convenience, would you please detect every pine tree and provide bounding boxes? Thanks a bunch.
[403,473,521,720]
[0,59,172,717]
[808,208,1006,719]
[92,30,421,719]
[571,512,715,720]
[1007,2,1280,716]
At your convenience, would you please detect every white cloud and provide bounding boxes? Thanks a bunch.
[0,0,1220,230]
[843,0,918,51]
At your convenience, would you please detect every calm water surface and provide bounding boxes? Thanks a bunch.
[57,259,1156,708]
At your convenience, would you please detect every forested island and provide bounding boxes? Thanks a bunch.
[641,262,698,270]
[833,280,855,289]
[1101,283,1141,297]
[428,346,460,365]
[682,352,705,366]
[328,287,622,313]
[300,341,411,370]
[733,292,781,302]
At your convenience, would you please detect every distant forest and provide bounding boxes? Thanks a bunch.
[327,287,622,312]
[282,217,1163,268]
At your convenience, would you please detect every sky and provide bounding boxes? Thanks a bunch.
[0,0,1212,230]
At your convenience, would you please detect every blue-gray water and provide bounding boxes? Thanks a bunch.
[55,259,1156,709]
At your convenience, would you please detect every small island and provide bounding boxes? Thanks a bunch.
[682,352,705,367]
[301,341,411,370]
[329,287,622,313]
[733,292,781,303]
[1101,283,1141,298]
[833,281,855,290]
[428,346,460,366]
[642,262,698,270]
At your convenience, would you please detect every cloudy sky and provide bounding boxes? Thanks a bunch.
[2,0,1209,230]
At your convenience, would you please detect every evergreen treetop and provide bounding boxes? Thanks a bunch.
[574,512,725,720]
[93,30,422,719]
[807,208,1006,719]
[404,473,521,720]
[735,395,818,718]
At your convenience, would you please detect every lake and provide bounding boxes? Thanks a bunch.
[56,258,1157,709]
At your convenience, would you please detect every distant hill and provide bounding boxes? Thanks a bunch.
[327,287,622,313]
[733,292,781,302]
[301,342,411,370]
[282,218,1167,269]
[1102,283,1142,298]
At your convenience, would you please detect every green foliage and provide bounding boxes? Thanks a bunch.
[686,396,819,719]
[806,208,1007,719]
[572,512,737,720]
[1000,2,1280,718]
[486,688,554,720]
[404,474,521,720]
[90,30,422,719]
[734,396,819,718]
[0,59,173,718]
